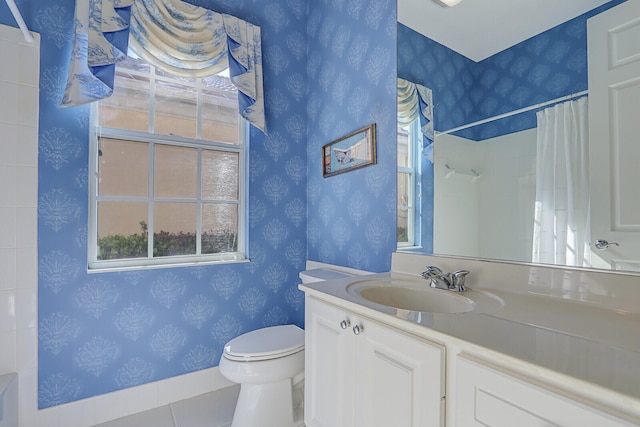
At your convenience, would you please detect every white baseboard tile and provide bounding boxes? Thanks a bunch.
[33,367,233,427]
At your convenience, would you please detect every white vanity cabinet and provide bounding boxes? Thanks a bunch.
[304,297,445,427]
[455,354,636,427]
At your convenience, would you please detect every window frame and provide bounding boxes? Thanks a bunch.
[397,118,422,249]
[87,64,249,271]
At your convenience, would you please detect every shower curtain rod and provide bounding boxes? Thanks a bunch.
[4,0,34,43]
[436,90,589,136]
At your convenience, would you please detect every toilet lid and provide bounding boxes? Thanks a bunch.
[224,325,305,361]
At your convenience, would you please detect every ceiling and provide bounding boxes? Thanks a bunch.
[398,0,612,62]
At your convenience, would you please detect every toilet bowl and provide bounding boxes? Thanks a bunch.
[219,325,305,427]
[219,268,353,427]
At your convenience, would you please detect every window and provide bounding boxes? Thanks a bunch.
[397,119,421,248]
[89,54,247,269]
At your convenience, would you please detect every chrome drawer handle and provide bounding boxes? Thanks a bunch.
[352,325,364,335]
[339,320,350,330]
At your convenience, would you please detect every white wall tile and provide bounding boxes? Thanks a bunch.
[16,85,38,127]
[18,44,39,86]
[0,290,16,332]
[16,288,37,330]
[0,248,16,291]
[0,330,16,371]
[58,398,97,427]
[0,123,17,165]
[158,374,190,406]
[14,166,37,208]
[0,38,20,83]
[15,125,38,167]
[32,406,60,427]
[0,25,27,45]
[0,165,17,207]
[16,247,37,289]
[126,382,160,416]
[0,24,39,427]
[0,208,16,248]
[16,327,36,372]
[0,81,20,125]
[15,207,37,247]
[93,392,127,425]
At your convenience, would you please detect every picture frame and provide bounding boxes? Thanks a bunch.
[322,123,377,178]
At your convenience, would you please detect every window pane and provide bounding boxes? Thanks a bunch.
[202,203,238,253]
[154,202,197,256]
[397,171,410,244]
[154,80,197,139]
[398,126,410,167]
[99,72,150,132]
[117,55,150,74]
[98,138,149,197]
[201,88,239,144]
[201,150,239,200]
[154,145,198,199]
[397,213,409,244]
[155,68,196,84]
[97,201,148,260]
[398,172,411,207]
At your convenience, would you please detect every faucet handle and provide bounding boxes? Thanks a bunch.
[450,270,470,288]
[422,265,443,279]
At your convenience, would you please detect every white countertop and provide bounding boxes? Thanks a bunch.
[299,270,640,403]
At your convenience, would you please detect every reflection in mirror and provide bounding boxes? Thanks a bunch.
[433,100,588,267]
[397,0,640,274]
[397,79,434,251]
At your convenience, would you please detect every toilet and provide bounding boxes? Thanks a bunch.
[219,268,352,427]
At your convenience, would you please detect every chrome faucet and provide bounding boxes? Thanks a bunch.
[421,266,470,292]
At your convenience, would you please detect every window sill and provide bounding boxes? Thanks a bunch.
[87,257,249,274]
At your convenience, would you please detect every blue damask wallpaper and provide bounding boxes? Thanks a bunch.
[306,0,398,272]
[398,0,625,141]
[0,0,318,408]
[0,0,400,408]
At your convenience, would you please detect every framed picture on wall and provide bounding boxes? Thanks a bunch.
[322,123,377,178]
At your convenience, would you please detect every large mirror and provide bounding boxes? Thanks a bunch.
[397,0,640,274]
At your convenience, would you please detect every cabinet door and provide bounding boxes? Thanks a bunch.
[354,319,445,427]
[304,297,355,427]
[455,354,637,427]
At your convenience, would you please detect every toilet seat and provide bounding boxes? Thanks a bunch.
[223,325,305,362]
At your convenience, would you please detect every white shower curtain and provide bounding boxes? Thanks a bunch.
[532,97,591,267]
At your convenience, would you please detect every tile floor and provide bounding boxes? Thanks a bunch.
[91,385,240,427]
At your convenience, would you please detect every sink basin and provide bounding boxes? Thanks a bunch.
[346,278,476,314]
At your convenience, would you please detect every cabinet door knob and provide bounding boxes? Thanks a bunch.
[352,325,364,335]
[339,320,350,330]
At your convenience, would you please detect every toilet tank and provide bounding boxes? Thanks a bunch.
[299,269,353,284]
